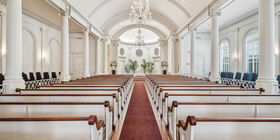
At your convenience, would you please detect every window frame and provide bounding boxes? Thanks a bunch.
[219,39,230,72]
[244,29,259,74]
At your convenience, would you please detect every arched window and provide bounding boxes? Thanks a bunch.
[245,30,259,73]
[219,39,230,72]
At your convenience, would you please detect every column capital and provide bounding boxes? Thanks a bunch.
[170,34,179,42]
[83,27,89,33]
[210,10,221,17]
[0,2,6,16]
[159,40,168,47]
[190,27,197,32]
[59,3,71,17]
[111,40,120,47]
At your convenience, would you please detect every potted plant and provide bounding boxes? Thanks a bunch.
[125,64,130,74]
[110,61,118,75]
[161,61,168,75]
[147,62,154,74]
[128,59,138,75]
[141,59,148,74]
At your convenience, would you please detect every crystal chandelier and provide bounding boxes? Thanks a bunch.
[129,0,152,24]
[135,28,145,46]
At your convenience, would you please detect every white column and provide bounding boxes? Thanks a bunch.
[168,36,177,74]
[1,11,6,74]
[167,42,173,74]
[159,40,165,62]
[40,27,46,72]
[3,0,25,94]
[60,10,71,81]
[83,28,90,78]
[111,40,119,61]
[179,37,184,75]
[103,38,108,75]
[190,30,196,78]
[209,12,221,82]
[96,39,102,75]
[275,14,280,75]
[110,41,119,74]
[256,0,278,94]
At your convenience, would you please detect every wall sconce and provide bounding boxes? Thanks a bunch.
[233,52,238,61]
[2,49,6,56]
[275,46,279,56]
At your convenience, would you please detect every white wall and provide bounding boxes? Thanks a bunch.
[0,11,62,75]
[69,33,84,80]
[89,36,96,76]
[117,43,161,75]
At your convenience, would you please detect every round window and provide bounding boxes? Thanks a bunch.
[136,49,143,57]
[120,48,125,55]
[154,48,159,55]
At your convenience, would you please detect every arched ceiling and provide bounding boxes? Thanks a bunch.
[113,24,167,40]
[67,0,215,35]
[119,28,160,43]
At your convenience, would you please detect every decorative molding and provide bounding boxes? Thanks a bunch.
[220,9,258,31]
[166,0,191,18]
[119,40,159,46]
[0,0,6,6]
[88,0,112,18]
[22,8,61,31]
[176,0,220,35]
[111,40,120,47]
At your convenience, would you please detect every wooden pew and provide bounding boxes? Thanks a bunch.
[161,94,280,128]
[149,85,243,102]
[0,102,113,140]
[0,115,105,140]
[0,94,120,126]
[15,88,125,113]
[178,116,280,140]
[168,102,280,140]
[37,85,133,104]
[155,88,264,113]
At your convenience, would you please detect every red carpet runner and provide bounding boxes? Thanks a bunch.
[120,81,162,140]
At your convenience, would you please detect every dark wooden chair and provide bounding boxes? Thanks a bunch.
[43,72,50,79]
[29,72,35,81]
[36,72,42,80]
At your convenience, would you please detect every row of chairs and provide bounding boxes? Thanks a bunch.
[0,73,5,90]
[220,72,258,89]
[0,72,60,93]
[23,72,61,89]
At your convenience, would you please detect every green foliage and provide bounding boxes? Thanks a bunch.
[146,62,154,74]
[110,61,118,70]
[125,64,130,73]
[161,61,168,70]
[127,59,138,74]
[141,59,154,74]
[141,59,148,74]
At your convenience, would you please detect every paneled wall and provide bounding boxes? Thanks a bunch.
[180,32,211,78]
[69,33,97,79]
[0,11,62,75]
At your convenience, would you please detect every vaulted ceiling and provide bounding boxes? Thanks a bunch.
[67,0,216,37]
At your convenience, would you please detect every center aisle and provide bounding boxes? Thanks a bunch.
[119,81,162,140]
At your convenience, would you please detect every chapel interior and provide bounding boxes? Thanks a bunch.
[0,0,279,140]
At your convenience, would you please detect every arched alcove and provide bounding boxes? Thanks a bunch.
[116,28,162,75]
[22,29,35,73]
[49,38,61,72]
